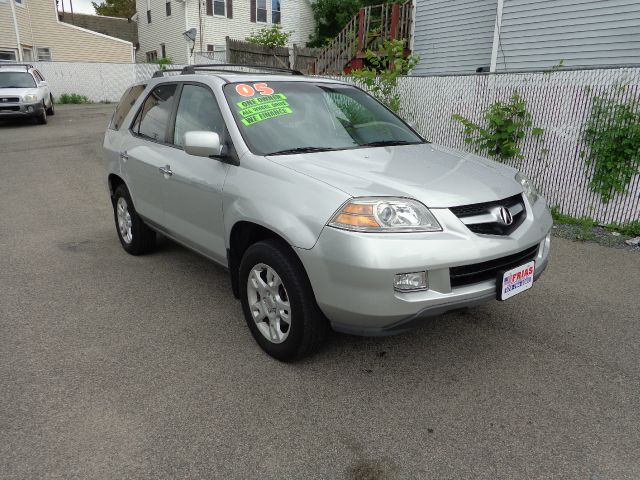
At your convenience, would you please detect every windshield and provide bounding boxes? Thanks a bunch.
[0,72,37,88]
[223,81,424,155]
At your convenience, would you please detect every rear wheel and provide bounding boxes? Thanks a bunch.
[46,95,55,115]
[239,239,328,361]
[112,184,156,255]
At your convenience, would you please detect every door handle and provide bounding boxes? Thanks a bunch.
[159,165,173,176]
[120,151,128,161]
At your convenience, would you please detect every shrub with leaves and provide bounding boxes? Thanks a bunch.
[349,39,419,112]
[154,57,173,70]
[246,25,292,49]
[57,93,90,104]
[580,91,640,203]
[452,92,543,161]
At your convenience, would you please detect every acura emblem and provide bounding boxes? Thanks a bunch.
[1,98,7,102]
[498,206,513,226]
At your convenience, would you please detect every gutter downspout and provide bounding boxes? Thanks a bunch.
[490,0,504,72]
[9,0,23,62]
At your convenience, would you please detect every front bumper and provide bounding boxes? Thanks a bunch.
[0,102,43,119]
[296,198,553,336]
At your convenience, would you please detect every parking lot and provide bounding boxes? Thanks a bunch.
[1,105,639,479]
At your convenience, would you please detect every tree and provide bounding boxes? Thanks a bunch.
[308,0,383,47]
[92,0,135,18]
[246,25,292,49]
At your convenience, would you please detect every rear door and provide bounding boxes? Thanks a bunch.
[161,82,230,263]
[120,83,178,226]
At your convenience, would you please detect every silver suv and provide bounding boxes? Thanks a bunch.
[103,65,552,361]
[0,64,54,124]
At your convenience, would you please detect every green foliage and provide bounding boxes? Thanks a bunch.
[246,25,292,49]
[349,39,419,112]
[452,92,543,161]
[307,0,384,47]
[580,90,640,203]
[57,93,90,104]
[543,59,565,74]
[153,57,173,70]
[550,205,640,237]
[91,0,135,18]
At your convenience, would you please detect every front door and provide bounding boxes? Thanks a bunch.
[161,83,230,263]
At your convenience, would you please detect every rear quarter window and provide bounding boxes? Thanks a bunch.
[110,84,147,130]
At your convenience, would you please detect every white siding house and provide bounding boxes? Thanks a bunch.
[412,0,640,75]
[136,0,315,64]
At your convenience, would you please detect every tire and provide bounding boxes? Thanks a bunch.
[239,239,328,361]
[36,103,47,125]
[46,95,55,115]
[112,184,156,255]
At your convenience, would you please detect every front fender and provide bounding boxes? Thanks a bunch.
[223,155,350,250]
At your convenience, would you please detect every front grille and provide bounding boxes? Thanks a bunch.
[450,194,526,235]
[0,105,20,112]
[0,97,20,103]
[449,244,539,288]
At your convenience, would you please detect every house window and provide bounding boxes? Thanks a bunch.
[207,44,214,52]
[22,48,33,62]
[15,0,24,5]
[161,43,166,58]
[256,0,266,22]
[165,1,171,16]
[37,48,52,61]
[146,9,151,23]
[213,0,224,15]
[146,50,158,62]
[271,0,280,24]
[0,49,18,62]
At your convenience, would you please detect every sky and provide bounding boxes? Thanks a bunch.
[58,0,95,15]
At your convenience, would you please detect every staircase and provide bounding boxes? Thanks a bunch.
[314,1,414,76]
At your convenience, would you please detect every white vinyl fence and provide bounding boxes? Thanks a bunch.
[29,62,640,225]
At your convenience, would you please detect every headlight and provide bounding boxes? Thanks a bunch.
[23,94,38,103]
[328,197,442,232]
[515,172,539,205]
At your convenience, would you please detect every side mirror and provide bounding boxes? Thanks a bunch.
[38,81,48,87]
[183,131,223,158]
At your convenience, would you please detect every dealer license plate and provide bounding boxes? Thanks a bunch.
[498,261,535,300]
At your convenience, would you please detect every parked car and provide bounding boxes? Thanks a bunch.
[0,63,54,125]
[103,65,552,361]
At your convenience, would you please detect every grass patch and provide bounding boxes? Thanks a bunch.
[57,93,91,104]
[550,205,640,237]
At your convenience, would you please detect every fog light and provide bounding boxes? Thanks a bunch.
[27,106,33,113]
[394,271,428,292]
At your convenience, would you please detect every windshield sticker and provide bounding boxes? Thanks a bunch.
[236,93,293,126]
[235,82,275,97]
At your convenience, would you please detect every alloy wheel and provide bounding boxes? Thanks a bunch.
[246,263,291,343]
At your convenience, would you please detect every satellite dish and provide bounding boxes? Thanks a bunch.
[183,28,197,42]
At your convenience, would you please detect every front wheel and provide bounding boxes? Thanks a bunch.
[239,239,328,361]
[46,95,55,115]
[35,103,47,125]
[112,184,156,255]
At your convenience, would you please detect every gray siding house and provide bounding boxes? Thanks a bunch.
[411,0,640,75]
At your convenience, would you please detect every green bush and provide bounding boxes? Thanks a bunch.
[452,92,543,161]
[246,25,292,48]
[57,93,91,104]
[580,90,640,203]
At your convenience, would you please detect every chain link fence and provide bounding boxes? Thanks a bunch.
[28,61,640,225]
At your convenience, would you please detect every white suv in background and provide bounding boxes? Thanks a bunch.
[0,64,54,125]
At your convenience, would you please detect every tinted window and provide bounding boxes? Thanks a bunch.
[134,84,177,142]
[173,84,225,147]
[111,84,146,130]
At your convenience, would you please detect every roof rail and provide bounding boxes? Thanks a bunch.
[182,64,303,76]
[152,68,184,78]
[0,63,34,71]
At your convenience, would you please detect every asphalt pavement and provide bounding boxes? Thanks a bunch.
[1,105,639,479]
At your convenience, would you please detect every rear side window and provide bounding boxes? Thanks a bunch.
[110,84,146,130]
[132,83,177,142]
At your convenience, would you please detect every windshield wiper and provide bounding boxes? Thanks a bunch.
[359,140,424,147]
[265,146,341,156]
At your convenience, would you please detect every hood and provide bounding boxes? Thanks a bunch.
[0,87,37,99]
[268,143,522,208]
